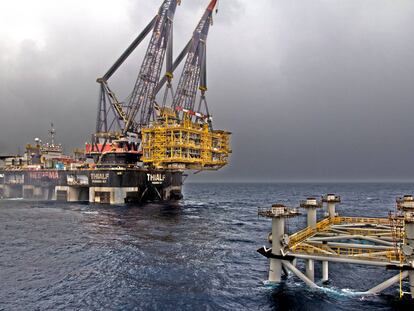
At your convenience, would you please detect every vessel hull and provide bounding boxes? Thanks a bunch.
[0,169,183,204]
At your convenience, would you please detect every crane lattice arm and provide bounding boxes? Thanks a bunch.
[172,0,217,118]
[124,0,179,134]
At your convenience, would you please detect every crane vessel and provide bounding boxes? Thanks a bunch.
[0,0,231,204]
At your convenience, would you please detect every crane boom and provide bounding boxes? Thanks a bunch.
[155,39,191,95]
[172,0,216,113]
[124,0,179,134]
[96,16,158,135]
[101,16,157,82]
[101,81,128,124]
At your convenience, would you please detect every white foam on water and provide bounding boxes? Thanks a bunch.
[262,279,371,298]
[185,215,200,219]
[320,286,369,298]
[183,200,206,206]
[82,211,99,215]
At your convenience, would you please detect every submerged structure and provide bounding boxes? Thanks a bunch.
[257,195,414,299]
[0,0,231,204]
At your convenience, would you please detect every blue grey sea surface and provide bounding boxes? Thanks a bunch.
[1,183,413,310]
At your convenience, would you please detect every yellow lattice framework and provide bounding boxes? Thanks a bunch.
[288,216,404,263]
[141,111,231,170]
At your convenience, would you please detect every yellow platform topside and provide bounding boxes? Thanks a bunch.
[141,114,231,170]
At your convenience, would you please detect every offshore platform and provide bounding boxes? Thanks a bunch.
[258,195,414,299]
[0,0,231,204]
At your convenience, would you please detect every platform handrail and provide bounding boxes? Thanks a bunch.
[289,218,332,247]
[333,216,392,226]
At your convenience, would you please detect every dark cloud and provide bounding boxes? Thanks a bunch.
[1,0,414,181]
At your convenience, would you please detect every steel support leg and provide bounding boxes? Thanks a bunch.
[409,271,414,298]
[306,259,315,282]
[328,202,335,219]
[268,217,284,283]
[322,261,329,283]
[269,259,282,283]
[365,271,408,294]
[307,208,317,229]
[282,261,318,289]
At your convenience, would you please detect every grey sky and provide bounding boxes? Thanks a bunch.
[1,0,414,182]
